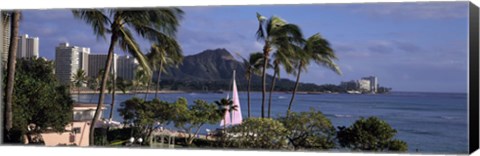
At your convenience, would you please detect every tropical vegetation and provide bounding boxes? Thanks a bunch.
[3,58,73,143]
[71,8,184,145]
[255,13,304,118]
[72,69,88,102]
[3,10,21,141]
[287,33,342,116]
[279,108,336,150]
[337,117,408,152]
[0,7,405,154]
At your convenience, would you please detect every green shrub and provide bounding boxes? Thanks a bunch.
[225,118,288,149]
[336,117,408,152]
[279,108,336,150]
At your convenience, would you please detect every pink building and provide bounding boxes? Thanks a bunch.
[41,103,105,146]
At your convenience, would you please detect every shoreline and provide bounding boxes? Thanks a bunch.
[71,89,392,95]
[71,89,187,94]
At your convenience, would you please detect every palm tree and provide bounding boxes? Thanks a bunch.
[267,49,295,118]
[115,77,130,94]
[133,67,149,97]
[214,98,237,137]
[237,52,263,118]
[87,77,99,103]
[4,11,20,134]
[147,41,183,100]
[287,33,342,116]
[255,13,303,118]
[72,69,88,102]
[72,8,183,145]
[1,12,11,66]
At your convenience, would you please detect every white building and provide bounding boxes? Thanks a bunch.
[55,42,90,85]
[357,79,371,92]
[362,76,378,93]
[88,53,118,79]
[117,55,138,81]
[17,34,39,59]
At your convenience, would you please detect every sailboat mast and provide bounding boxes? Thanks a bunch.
[233,70,236,84]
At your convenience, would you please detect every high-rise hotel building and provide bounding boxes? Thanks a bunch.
[88,53,118,79]
[17,34,39,59]
[55,42,90,85]
[361,76,378,93]
[117,55,138,81]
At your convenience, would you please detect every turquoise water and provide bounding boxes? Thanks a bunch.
[75,92,468,154]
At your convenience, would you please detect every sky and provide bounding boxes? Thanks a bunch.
[15,1,469,93]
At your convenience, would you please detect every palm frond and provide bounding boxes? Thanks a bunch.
[124,8,183,38]
[118,27,152,77]
[255,12,267,41]
[72,9,110,40]
[316,57,342,75]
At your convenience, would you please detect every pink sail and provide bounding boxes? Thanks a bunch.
[231,76,243,125]
[219,70,243,127]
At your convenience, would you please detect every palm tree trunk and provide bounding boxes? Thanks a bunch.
[108,70,116,122]
[287,63,302,117]
[261,43,270,118]
[5,11,20,133]
[247,73,251,118]
[89,33,118,146]
[154,61,163,99]
[143,81,150,101]
[268,69,278,118]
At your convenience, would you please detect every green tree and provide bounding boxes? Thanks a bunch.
[72,68,87,102]
[237,52,263,118]
[118,97,174,143]
[226,118,288,149]
[255,13,303,118]
[279,108,336,150]
[147,42,183,100]
[4,11,21,139]
[72,8,183,145]
[4,58,73,143]
[336,117,408,152]
[287,33,341,116]
[173,98,222,145]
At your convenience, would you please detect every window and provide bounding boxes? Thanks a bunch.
[73,127,81,134]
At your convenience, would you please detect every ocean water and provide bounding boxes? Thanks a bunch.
[75,91,468,154]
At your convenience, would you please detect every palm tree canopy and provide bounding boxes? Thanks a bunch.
[296,33,342,75]
[134,67,150,86]
[272,48,296,77]
[72,69,88,87]
[306,33,342,75]
[72,8,184,77]
[214,98,238,115]
[146,40,183,73]
[236,52,265,79]
[256,14,304,48]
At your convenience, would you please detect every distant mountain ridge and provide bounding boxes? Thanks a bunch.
[158,48,333,92]
[162,48,245,82]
